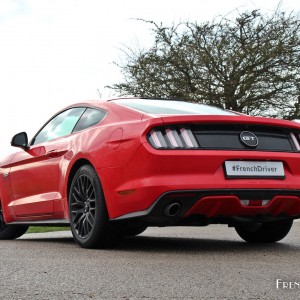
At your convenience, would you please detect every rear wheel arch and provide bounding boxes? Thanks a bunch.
[67,159,94,200]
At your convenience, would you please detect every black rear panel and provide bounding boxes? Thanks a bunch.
[193,124,294,152]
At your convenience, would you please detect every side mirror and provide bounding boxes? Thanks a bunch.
[11,132,29,150]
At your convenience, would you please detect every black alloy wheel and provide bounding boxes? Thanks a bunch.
[70,172,96,239]
[0,204,28,240]
[69,165,121,248]
[235,219,293,243]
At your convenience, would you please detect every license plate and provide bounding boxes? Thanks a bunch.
[224,161,285,178]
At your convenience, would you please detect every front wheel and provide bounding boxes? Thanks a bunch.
[0,206,28,240]
[69,165,121,248]
[235,219,293,243]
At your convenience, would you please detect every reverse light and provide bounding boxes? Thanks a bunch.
[240,199,270,206]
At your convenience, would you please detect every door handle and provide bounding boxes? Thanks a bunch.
[47,150,59,158]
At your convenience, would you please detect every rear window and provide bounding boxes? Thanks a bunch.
[114,99,237,115]
[73,108,106,132]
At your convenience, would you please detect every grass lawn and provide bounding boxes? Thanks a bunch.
[26,226,70,234]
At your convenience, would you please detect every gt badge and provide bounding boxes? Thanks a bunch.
[240,131,258,148]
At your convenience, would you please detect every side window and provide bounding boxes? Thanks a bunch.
[73,108,106,132]
[32,107,86,145]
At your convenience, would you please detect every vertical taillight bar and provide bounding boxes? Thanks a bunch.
[165,128,184,148]
[149,129,167,149]
[291,133,300,151]
[180,128,198,148]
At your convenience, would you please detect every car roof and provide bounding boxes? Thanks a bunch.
[70,97,236,117]
[109,98,237,116]
[60,97,300,130]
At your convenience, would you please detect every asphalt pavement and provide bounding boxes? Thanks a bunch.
[0,222,300,299]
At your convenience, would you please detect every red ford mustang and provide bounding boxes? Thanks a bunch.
[1,98,300,248]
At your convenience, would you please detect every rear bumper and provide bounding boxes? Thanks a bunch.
[100,143,300,220]
[111,189,300,225]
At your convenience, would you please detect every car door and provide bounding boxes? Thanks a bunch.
[9,107,86,218]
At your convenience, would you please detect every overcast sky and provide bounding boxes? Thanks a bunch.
[0,0,299,157]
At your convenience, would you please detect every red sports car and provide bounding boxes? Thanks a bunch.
[1,98,300,248]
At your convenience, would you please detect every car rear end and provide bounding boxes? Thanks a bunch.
[109,100,300,232]
[139,115,300,225]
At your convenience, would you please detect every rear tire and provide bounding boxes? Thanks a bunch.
[69,165,121,249]
[123,226,147,237]
[0,206,28,240]
[235,219,293,243]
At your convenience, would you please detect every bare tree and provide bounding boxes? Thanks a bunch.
[109,10,300,118]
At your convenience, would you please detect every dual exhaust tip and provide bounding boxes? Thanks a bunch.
[163,202,182,217]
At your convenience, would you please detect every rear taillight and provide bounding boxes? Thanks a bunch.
[290,133,300,151]
[148,126,199,149]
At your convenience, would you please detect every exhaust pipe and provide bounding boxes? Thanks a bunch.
[164,202,182,217]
